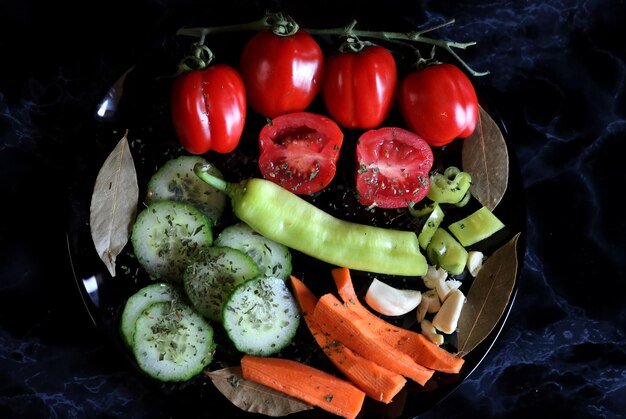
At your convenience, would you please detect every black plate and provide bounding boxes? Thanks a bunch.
[66,9,526,419]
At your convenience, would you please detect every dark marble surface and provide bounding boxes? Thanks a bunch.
[1,0,625,418]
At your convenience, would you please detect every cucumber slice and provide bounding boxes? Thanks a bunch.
[146,155,226,225]
[183,246,260,322]
[132,301,215,382]
[214,222,292,280]
[223,276,300,356]
[119,282,181,348]
[131,200,213,282]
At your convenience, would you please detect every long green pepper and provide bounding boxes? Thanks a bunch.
[194,163,427,277]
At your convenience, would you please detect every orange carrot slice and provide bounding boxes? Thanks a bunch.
[290,275,407,403]
[240,354,365,419]
[332,267,465,374]
[313,292,435,386]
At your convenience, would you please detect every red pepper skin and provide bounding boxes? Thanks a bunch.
[322,45,398,129]
[170,64,247,154]
[398,63,478,147]
[239,30,324,118]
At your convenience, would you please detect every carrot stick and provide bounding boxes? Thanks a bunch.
[290,275,407,404]
[332,267,465,374]
[313,292,435,386]
[240,354,365,419]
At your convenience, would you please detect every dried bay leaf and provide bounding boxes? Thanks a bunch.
[205,367,313,417]
[462,106,509,211]
[457,232,520,357]
[89,130,138,277]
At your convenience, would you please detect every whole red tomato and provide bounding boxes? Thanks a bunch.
[322,45,397,129]
[171,64,246,154]
[356,127,433,208]
[258,112,344,195]
[239,30,324,118]
[398,63,478,147]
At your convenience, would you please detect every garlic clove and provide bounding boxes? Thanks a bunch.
[420,319,444,346]
[423,265,448,289]
[365,278,422,316]
[432,288,466,334]
[416,289,441,322]
[467,251,485,277]
[436,278,462,302]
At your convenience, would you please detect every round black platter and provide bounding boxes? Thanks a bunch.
[66,8,526,419]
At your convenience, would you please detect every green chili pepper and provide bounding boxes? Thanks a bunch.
[416,202,444,250]
[448,206,505,247]
[426,228,468,276]
[426,166,472,205]
[408,201,437,218]
[453,189,472,207]
[194,163,428,277]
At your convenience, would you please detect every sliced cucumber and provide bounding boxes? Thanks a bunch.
[119,282,182,348]
[183,246,260,322]
[146,155,226,226]
[223,276,300,356]
[131,200,213,283]
[132,300,215,382]
[214,222,292,280]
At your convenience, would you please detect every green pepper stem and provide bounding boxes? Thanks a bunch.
[193,163,247,202]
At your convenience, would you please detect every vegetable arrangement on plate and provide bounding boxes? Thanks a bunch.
[88,11,521,419]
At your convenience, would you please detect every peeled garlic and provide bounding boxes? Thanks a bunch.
[421,319,444,346]
[467,251,485,277]
[422,265,448,289]
[365,278,422,316]
[436,279,463,302]
[432,288,466,334]
[416,289,441,322]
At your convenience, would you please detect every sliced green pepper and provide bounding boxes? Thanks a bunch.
[194,163,428,277]
[426,228,468,276]
[426,166,472,205]
[448,206,505,247]
[408,201,437,218]
[417,202,444,250]
[454,189,472,208]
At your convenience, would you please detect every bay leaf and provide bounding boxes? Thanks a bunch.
[461,106,509,211]
[456,232,520,357]
[89,130,138,277]
[205,367,313,417]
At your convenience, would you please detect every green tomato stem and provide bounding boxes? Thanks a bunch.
[176,12,299,38]
[177,43,214,73]
[305,19,489,76]
[176,16,272,38]
[176,13,489,77]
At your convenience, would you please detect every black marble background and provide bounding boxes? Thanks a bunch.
[1,0,625,418]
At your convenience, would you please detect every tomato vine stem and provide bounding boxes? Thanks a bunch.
[176,16,272,38]
[176,12,489,77]
[177,43,214,73]
[306,19,488,77]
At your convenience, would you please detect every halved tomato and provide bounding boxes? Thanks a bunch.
[258,112,344,195]
[356,127,433,208]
